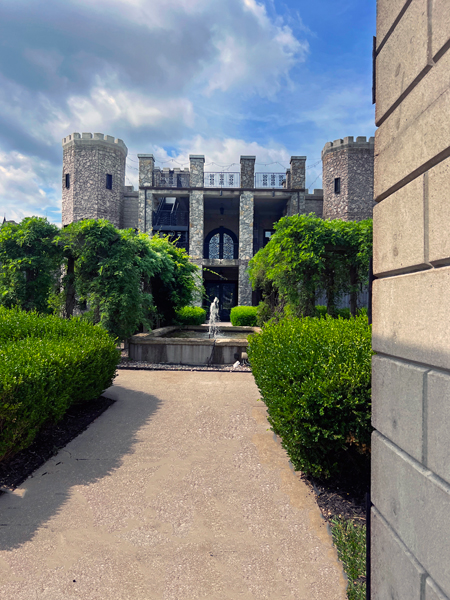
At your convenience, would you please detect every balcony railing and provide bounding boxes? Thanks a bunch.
[156,171,190,188]
[152,171,287,189]
[254,173,286,188]
[204,172,240,188]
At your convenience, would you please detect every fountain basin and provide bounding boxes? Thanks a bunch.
[128,325,260,365]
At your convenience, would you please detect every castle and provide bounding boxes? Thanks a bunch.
[61,132,374,319]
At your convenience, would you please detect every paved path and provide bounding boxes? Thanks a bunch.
[0,370,347,599]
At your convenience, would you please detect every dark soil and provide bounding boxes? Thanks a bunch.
[0,396,115,492]
[299,469,369,525]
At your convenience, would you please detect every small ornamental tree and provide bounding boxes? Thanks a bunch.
[0,217,62,313]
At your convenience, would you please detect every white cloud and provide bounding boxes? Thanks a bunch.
[67,86,195,131]
[0,150,61,223]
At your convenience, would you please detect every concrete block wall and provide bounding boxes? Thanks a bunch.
[372,1,450,598]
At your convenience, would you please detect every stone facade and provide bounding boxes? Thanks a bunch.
[238,191,254,305]
[372,1,450,598]
[322,136,374,222]
[189,155,205,188]
[62,132,127,228]
[189,190,204,260]
[61,133,374,315]
[122,186,139,230]
[240,156,255,189]
[290,156,306,189]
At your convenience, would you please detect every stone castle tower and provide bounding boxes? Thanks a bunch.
[62,132,128,228]
[321,136,374,221]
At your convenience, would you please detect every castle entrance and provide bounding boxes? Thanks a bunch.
[203,265,238,321]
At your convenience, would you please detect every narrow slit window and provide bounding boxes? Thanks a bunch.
[334,177,341,194]
[65,173,70,189]
[106,174,113,190]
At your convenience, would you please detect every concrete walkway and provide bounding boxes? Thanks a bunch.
[0,370,347,599]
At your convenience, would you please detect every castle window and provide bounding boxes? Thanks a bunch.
[334,177,341,194]
[204,227,238,259]
[65,173,70,189]
[106,174,113,190]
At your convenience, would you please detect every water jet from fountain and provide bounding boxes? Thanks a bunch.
[208,297,221,339]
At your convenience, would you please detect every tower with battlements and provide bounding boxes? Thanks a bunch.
[62,132,128,228]
[321,136,375,221]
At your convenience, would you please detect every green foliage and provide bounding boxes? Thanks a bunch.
[0,306,119,461]
[175,306,206,326]
[314,305,328,318]
[337,307,351,319]
[54,220,200,340]
[0,217,62,313]
[249,214,372,322]
[248,314,373,478]
[230,306,258,326]
[331,518,366,600]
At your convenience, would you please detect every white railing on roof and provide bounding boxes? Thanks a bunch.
[204,172,240,187]
[254,173,286,188]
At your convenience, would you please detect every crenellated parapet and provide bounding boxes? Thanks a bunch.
[62,132,128,156]
[322,135,375,222]
[321,136,375,159]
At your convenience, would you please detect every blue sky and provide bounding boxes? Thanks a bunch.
[0,0,376,224]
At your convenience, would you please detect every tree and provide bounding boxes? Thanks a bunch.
[54,220,200,340]
[249,214,372,321]
[0,217,62,313]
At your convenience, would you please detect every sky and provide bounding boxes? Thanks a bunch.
[0,0,376,225]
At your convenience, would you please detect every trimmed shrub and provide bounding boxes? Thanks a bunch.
[174,306,206,326]
[0,307,119,461]
[314,305,327,318]
[248,315,373,478]
[336,307,351,319]
[230,306,258,326]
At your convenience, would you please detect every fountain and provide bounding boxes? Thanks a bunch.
[128,298,260,365]
[208,297,220,339]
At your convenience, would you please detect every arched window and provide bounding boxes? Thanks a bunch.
[204,227,238,259]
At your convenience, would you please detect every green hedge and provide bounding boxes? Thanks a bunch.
[230,306,258,326]
[0,307,119,461]
[248,315,373,478]
[174,306,206,326]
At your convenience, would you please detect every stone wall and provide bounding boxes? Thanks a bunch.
[190,155,204,188]
[62,132,127,228]
[290,156,306,189]
[122,186,139,229]
[138,155,154,233]
[322,137,374,221]
[240,156,255,189]
[189,190,204,260]
[305,189,324,218]
[372,1,450,598]
[238,191,254,305]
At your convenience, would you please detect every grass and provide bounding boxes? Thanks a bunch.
[330,517,366,600]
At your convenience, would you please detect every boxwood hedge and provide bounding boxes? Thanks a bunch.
[0,307,120,461]
[248,314,373,478]
[230,306,258,326]
[174,306,206,326]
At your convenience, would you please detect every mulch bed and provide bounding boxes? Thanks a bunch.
[299,471,368,525]
[0,396,115,492]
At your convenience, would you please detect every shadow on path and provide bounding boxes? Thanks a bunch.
[0,385,162,550]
